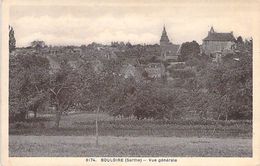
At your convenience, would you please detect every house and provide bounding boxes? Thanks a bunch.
[160,26,180,62]
[73,48,82,55]
[212,51,222,63]
[45,55,60,74]
[202,26,236,56]
[120,64,144,82]
[144,63,165,78]
[121,64,137,79]
[50,46,63,55]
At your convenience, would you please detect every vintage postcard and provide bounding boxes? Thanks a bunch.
[1,0,260,165]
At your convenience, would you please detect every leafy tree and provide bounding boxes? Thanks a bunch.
[75,56,123,145]
[108,80,187,120]
[236,36,243,44]
[183,39,252,121]
[49,62,83,128]
[79,57,123,111]
[9,26,16,53]
[235,36,245,53]
[235,36,253,55]
[179,41,200,61]
[31,40,46,48]
[27,92,49,118]
[80,45,87,55]
[244,38,253,54]
[126,42,132,48]
[205,51,252,120]
[31,40,46,53]
[9,53,50,122]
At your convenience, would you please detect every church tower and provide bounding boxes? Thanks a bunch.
[159,25,179,62]
[160,26,170,46]
[160,26,170,60]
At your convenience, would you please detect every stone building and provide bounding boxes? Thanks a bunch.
[144,63,165,79]
[160,26,180,62]
[202,27,236,55]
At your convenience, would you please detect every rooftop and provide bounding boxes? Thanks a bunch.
[203,27,236,42]
[160,26,170,43]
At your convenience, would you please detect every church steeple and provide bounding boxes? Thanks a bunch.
[160,25,170,45]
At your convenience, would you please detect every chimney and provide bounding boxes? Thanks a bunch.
[209,26,215,33]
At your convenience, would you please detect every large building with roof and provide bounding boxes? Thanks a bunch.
[202,27,236,55]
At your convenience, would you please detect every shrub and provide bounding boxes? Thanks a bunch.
[9,111,27,122]
[169,69,195,79]
[10,121,45,129]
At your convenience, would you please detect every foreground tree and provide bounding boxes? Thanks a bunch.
[108,79,188,120]
[9,26,16,53]
[76,57,123,145]
[9,53,50,121]
[205,51,252,120]
[49,62,83,128]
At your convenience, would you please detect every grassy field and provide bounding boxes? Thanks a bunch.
[9,112,252,138]
[9,112,252,157]
[9,135,251,157]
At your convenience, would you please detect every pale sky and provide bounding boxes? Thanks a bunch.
[10,1,256,47]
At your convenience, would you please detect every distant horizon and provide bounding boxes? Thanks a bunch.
[11,25,253,48]
[10,3,254,47]
[15,35,254,49]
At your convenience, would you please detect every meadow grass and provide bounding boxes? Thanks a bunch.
[9,135,252,157]
[9,112,252,138]
[9,112,252,157]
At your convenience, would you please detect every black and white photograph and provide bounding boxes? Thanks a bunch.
[2,0,260,163]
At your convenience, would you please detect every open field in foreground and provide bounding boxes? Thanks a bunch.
[9,135,251,157]
[9,112,252,157]
[9,112,252,138]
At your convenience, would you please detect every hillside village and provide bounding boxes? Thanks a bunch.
[9,25,252,126]
[12,26,251,82]
[9,24,253,156]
